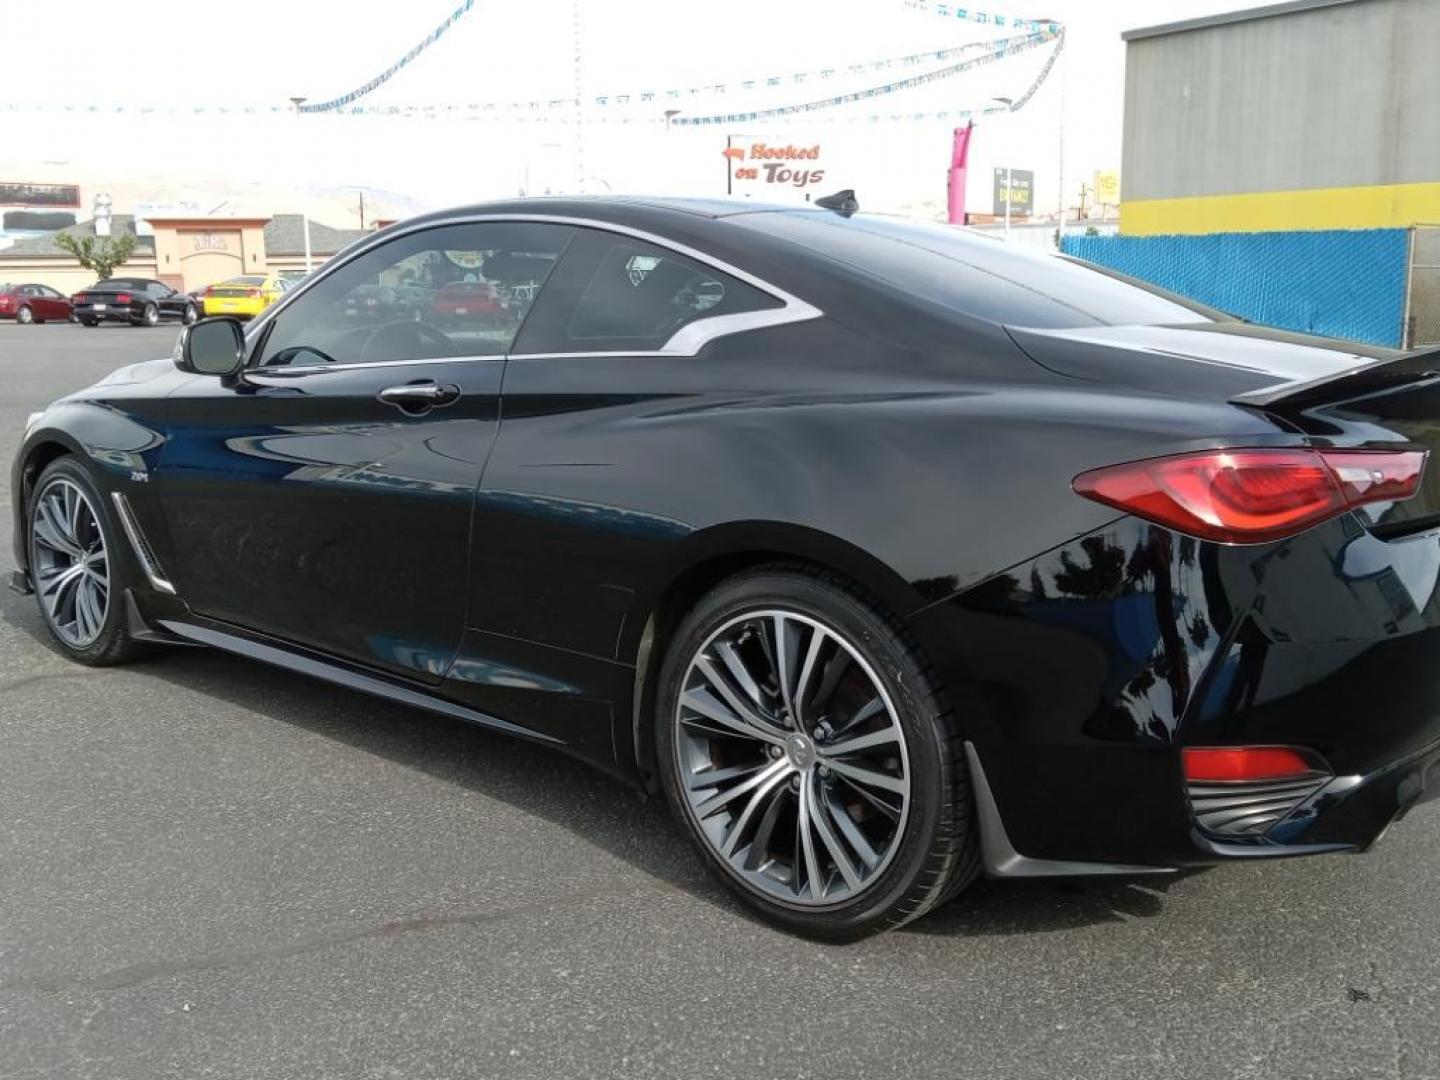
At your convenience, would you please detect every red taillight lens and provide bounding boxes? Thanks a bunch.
[1183,747,1320,783]
[246,288,261,298]
[1073,448,1426,544]
[115,292,132,303]
[73,293,86,303]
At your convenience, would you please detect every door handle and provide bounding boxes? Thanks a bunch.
[377,382,461,414]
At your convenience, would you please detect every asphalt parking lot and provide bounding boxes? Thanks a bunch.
[1,321,1438,1080]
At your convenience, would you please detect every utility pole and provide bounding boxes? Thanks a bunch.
[358,190,366,230]
[1056,35,1066,243]
[289,96,313,272]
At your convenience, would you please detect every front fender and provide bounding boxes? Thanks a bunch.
[10,403,168,575]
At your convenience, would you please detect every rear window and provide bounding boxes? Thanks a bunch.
[95,278,147,290]
[735,212,1223,330]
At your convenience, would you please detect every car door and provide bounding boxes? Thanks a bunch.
[21,285,54,319]
[40,285,69,320]
[156,220,575,683]
[453,226,798,734]
[148,281,175,318]
[25,285,56,319]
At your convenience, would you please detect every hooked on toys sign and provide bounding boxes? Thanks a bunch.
[723,140,826,193]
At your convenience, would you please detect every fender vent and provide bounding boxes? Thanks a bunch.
[111,492,176,596]
[1186,775,1328,838]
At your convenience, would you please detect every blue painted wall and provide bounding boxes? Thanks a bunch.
[1061,229,1409,347]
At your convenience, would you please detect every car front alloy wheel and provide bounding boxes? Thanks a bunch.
[30,476,110,648]
[26,458,144,665]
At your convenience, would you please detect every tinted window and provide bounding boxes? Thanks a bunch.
[96,278,148,290]
[256,221,573,368]
[734,212,1221,330]
[515,230,781,354]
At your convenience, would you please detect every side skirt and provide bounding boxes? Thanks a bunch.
[964,741,1177,879]
[157,618,562,747]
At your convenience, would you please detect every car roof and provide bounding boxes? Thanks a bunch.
[384,196,835,244]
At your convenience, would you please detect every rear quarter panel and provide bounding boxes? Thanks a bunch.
[470,318,1290,669]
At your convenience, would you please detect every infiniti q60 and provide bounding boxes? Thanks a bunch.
[12,197,1440,938]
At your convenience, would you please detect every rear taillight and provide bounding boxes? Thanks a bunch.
[115,292,132,303]
[1073,447,1426,544]
[246,288,261,298]
[73,293,86,303]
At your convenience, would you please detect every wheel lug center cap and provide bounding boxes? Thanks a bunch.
[785,734,816,771]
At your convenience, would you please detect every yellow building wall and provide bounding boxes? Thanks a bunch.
[1121,182,1440,236]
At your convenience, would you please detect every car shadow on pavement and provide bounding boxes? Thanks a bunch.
[1,585,1202,941]
[908,870,1208,939]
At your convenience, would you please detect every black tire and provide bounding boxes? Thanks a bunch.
[655,565,979,940]
[131,303,159,327]
[17,305,34,325]
[82,318,99,327]
[26,457,146,666]
[183,304,198,325]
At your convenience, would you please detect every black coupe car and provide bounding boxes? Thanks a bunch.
[71,277,200,327]
[11,197,1440,938]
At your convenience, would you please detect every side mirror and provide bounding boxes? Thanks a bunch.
[175,317,246,378]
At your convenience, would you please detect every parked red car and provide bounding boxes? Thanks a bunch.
[429,280,502,325]
[0,283,72,324]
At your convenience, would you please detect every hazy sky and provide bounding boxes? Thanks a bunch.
[0,0,1242,221]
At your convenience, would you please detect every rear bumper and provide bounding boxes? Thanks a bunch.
[202,299,265,318]
[1254,736,1440,852]
[912,514,1440,872]
[73,304,137,322]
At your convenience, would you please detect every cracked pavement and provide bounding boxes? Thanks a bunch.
[1,323,1438,1079]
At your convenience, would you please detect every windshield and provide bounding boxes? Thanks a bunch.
[738,212,1225,330]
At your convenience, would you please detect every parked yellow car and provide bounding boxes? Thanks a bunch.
[200,274,289,320]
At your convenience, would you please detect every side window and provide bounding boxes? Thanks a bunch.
[257,221,575,368]
[514,230,782,355]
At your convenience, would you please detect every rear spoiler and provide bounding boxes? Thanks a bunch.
[1231,345,1440,414]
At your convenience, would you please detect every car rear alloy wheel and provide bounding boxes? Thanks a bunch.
[140,303,159,327]
[674,608,911,906]
[183,304,198,325]
[658,568,978,938]
[17,305,33,325]
[31,477,110,648]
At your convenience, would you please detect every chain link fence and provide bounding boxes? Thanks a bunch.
[1405,227,1440,350]
[1063,229,1410,347]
